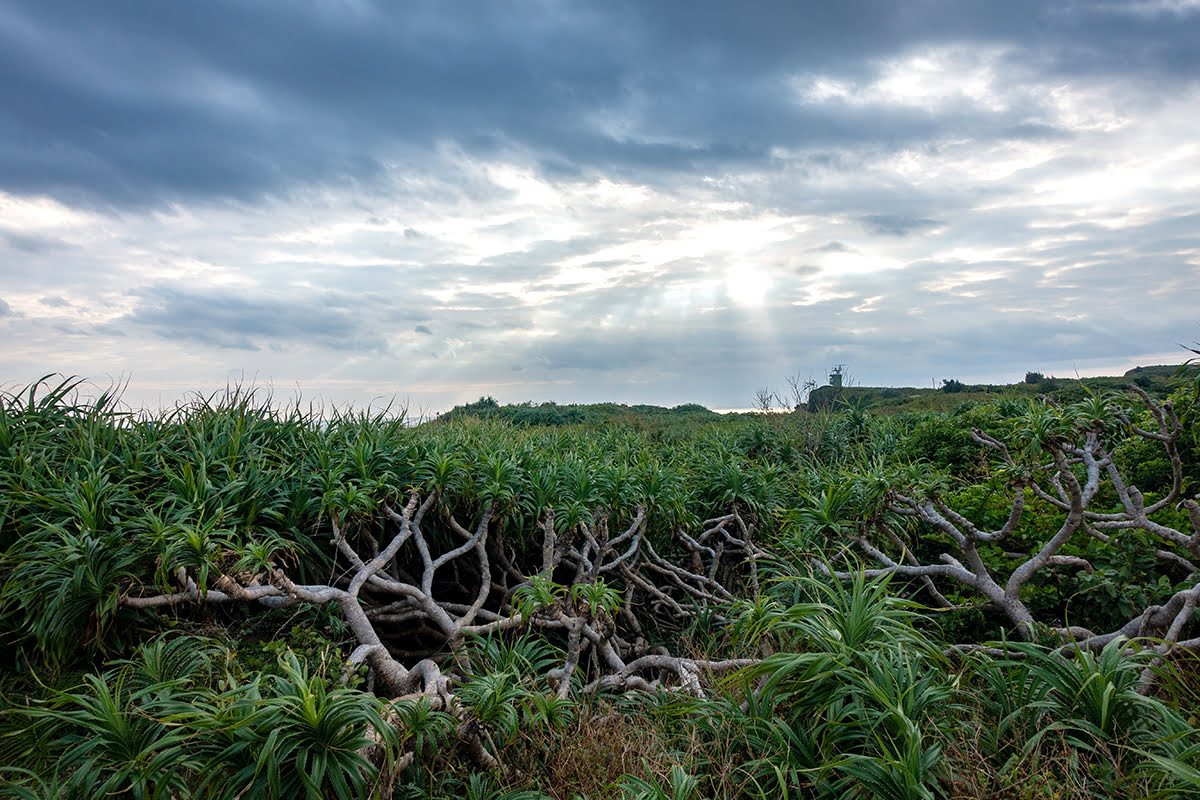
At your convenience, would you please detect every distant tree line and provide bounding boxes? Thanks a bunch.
[439,397,719,428]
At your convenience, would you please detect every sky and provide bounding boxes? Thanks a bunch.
[2,0,1199,414]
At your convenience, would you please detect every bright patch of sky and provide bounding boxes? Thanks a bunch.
[1,0,1198,411]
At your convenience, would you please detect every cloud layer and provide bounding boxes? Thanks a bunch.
[2,0,1198,410]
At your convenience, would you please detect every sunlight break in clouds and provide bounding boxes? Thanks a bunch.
[724,266,771,307]
[795,46,1011,113]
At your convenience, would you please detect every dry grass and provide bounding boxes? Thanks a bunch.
[1155,650,1200,722]
[941,711,1144,800]
[499,705,677,799]
[493,687,758,799]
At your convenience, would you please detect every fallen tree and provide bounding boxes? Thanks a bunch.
[822,386,1200,660]
[119,487,765,770]
[122,495,762,693]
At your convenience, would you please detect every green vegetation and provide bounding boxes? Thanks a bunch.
[439,397,720,432]
[806,364,1182,414]
[1,367,1199,799]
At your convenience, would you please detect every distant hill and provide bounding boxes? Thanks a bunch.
[436,365,1192,426]
[1123,364,1179,379]
[437,397,720,427]
[806,365,1187,413]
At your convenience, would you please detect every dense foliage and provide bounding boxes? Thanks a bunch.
[1,373,1199,799]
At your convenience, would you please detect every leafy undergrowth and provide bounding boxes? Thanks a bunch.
[4,575,1198,799]
[2,376,1200,798]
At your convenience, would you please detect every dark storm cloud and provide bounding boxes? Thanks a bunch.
[0,0,623,205]
[122,286,385,352]
[618,0,1200,84]
[859,214,942,237]
[3,0,1199,207]
[2,231,75,254]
